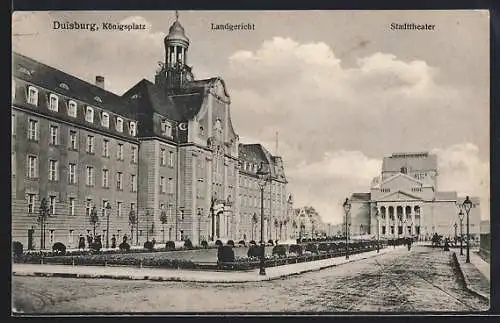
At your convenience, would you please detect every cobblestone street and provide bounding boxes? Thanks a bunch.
[12,246,489,313]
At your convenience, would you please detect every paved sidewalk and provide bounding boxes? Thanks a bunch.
[454,251,490,301]
[13,246,402,283]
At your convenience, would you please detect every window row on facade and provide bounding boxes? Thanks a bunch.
[23,154,137,190]
[14,83,137,136]
[26,194,136,218]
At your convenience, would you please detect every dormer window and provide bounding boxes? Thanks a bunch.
[116,117,123,132]
[59,83,69,90]
[27,86,38,106]
[129,122,137,136]
[94,96,102,103]
[48,94,59,112]
[19,66,32,76]
[161,120,172,137]
[85,106,94,123]
[68,100,77,117]
[101,112,109,128]
[400,166,408,174]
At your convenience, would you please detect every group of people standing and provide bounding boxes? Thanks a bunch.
[77,234,118,250]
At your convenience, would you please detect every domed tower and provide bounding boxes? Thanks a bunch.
[156,11,194,91]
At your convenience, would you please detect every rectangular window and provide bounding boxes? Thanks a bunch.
[11,114,15,135]
[168,178,174,194]
[68,100,77,117]
[117,143,123,160]
[49,160,58,181]
[49,94,58,112]
[49,125,58,145]
[27,194,35,213]
[49,230,55,245]
[86,166,94,186]
[102,139,109,157]
[131,203,136,212]
[69,130,77,150]
[117,202,122,217]
[68,163,77,184]
[160,176,165,193]
[129,122,137,136]
[161,120,172,137]
[28,86,38,105]
[160,148,166,166]
[102,169,109,188]
[116,172,123,190]
[87,135,94,153]
[86,199,93,216]
[85,107,94,123]
[168,151,174,167]
[131,174,137,192]
[49,196,56,214]
[131,146,137,163]
[69,198,75,215]
[28,119,38,141]
[116,117,123,132]
[101,112,109,128]
[27,155,38,178]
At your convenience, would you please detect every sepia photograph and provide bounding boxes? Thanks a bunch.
[11,10,490,314]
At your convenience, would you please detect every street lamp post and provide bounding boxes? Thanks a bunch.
[105,202,112,248]
[256,162,270,276]
[198,210,202,245]
[458,208,465,256]
[463,196,473,263]
[343,198,351,260]
[146,210,150,242]
[375,208,380,253]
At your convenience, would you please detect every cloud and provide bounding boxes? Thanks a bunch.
[226,37,489,223]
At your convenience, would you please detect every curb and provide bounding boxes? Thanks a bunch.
[452,252,489,302]
[13,249,390,283]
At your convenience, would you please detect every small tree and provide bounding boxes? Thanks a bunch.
[37,198,50,250]
[251,213,258,241]
[89,206,99,237]
[160,210,168,243]
[129,209,136,244]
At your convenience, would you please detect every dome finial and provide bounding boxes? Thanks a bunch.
[175,10,179,21]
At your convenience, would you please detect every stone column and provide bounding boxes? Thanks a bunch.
[402,206,406,237]
[385,205,389,237]
[411,205,416,235]
[174,46,178,65]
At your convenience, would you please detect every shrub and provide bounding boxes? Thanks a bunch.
[289,244,303,256]
[247,245,261,258]
[215,240,223,247]
[12,241,23,257]
[165,241,176,250]
[272,244,287,258]
[217,245,235,263]
[249,240,256,245]
[318,243,330,253]
[267,239,274,246]
[227,240,235,247]
[238,240,246,247]
[119,241,130,251]
[52,242,66,254]
[144,241,154,251]
[201,240,208,249]
[184,239,193,249]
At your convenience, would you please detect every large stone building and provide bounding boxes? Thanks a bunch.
[11,15,291,249]
[346,152,481,241]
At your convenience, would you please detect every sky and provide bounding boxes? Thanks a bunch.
[12,10,490,223]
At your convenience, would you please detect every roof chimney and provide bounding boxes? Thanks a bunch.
[95,76,105,89]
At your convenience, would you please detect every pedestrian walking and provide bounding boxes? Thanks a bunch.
[111,235,117,248]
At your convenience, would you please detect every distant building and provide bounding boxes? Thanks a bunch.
[347,152,481,240]
[11,15,291,249]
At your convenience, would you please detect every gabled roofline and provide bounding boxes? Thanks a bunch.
[380,172,423,186]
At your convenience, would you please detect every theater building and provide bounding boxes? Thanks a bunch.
[347,152,481,241]
[11,15,291,249]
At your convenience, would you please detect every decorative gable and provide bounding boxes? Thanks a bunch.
[376,190,423,202]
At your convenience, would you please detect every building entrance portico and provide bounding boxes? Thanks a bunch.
[375,202,422,239]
